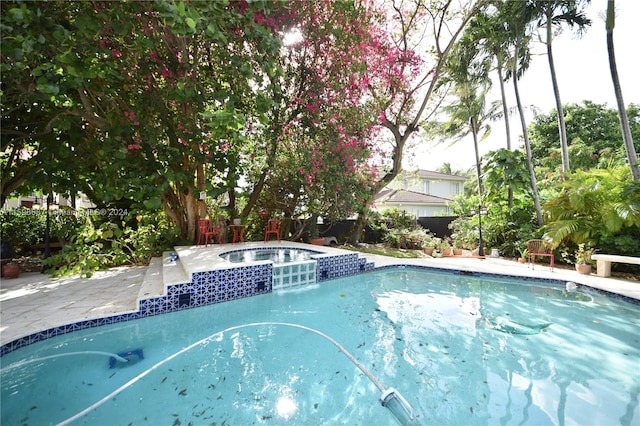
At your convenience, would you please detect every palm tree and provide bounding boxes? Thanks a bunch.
[464,9,514,151]
[501,2,544,226]
[532,0,591,176]
[436,40,496,198]
[511,45,543,226]
[462,7,519,208]
[437,162,453,174]
[606,0,640,180]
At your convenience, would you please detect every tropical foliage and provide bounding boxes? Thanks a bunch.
[529,101,640,172]
[542,167,640,255]
[40,211,181,276]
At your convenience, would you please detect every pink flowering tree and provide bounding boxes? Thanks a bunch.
[320,0,488,243]
[238,0,409,236]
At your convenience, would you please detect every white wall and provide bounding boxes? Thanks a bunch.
[376,203,453,218]
[2,194,96,210]
[390,176,462,200]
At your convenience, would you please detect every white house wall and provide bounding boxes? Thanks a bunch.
[390,177,461,200]
[376,203,452,218]
[2,194,96,210]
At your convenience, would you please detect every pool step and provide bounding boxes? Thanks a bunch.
[162,251,190,286]
[138,252,190,301]
[138,257,164,299]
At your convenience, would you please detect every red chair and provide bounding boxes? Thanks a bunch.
[264,219,281,242]
[197,218,216,246]
[526,239,555,271]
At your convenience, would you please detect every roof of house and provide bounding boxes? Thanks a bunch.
[375,189,452,205]
[414,169,468,181]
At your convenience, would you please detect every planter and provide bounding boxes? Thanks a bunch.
[518,258,526,264]
[423,247,435,256]
[310,238,325,246]
[441,248,453,257]
[453,248,463,256]
[2,262,20,279]
[575,263,592,275]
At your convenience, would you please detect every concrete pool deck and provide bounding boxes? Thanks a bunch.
[1,242,639,347]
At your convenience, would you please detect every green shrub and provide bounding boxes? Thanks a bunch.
[0,207,77,255]
[42,211,181,276]
[383,227,430,249]
[543,167,640,269]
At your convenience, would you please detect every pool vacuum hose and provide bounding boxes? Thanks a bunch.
[0,351,128,373]
[52,322,420,426]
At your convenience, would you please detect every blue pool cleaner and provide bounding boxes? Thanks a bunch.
[109,348,143,368]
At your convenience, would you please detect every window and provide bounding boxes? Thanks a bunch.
[422,180,430,194]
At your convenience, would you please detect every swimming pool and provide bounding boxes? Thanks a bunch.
[1,267,639,425]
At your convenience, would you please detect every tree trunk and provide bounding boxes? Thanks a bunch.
[196,161,206,219]
[349,204,370,245]
[183,187,198,243]
[513,55,543,226]
[348,118,409,245]
[496,62,514,208]
[546,14,570,176]
[496,62,512,151]
[163,183,199,243]
[606,0,639,180]
[471,116,483,197]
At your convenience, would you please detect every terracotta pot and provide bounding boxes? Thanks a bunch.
[441,248,453,257]
[310,238,325,246]
[423,247,435,256]
[575,263,592,275]
[518,258,526,264]
[453,248,463,256]
[2,263,20,279]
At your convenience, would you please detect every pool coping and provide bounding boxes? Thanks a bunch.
[1,243,638,356]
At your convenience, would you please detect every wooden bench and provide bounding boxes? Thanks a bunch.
[591,254,640,277]
[526,239,555,271]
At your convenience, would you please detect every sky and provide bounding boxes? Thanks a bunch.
[408,0,640,172]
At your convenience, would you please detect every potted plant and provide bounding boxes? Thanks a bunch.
[422,236,438,256]
[573,244,594,275]
[2,261,20,278]
[518,247,528,264]
[309,217,325,246]
[1,240,16,277]
[439,238,452,257]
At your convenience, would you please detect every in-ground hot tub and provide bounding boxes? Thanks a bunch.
[220,248,317,264]
[220,247,322,290]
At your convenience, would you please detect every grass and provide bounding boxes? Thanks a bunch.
[342,243,425,259]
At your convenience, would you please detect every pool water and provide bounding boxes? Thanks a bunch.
[2,268,639,425]
[221,248,315,263]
